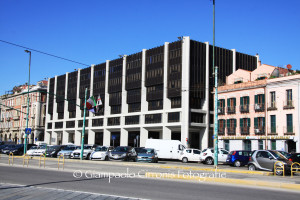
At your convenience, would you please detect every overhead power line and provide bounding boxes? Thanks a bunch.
[0,39,90,67]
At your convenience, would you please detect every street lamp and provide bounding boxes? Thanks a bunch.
[24,50,31,155]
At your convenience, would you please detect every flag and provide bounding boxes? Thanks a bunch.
[85,95,103,114]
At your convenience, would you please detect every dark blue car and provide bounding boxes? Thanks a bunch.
[226,150,251,167]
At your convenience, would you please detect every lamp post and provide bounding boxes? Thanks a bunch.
[24,50,31,155]
[212,0,219,169]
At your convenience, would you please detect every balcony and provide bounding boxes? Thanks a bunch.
[254,103,265,112]
[227,127,236,135]
[268,126,278,135]
[218,107,225,115]
[284,126,295,135]
[227,106,236,114]
[240,105,249,113]
[254,126,265,135]
[267,102,277,111]
[218,128,225,135]
[283,100,294,109]
[240,127,250,135]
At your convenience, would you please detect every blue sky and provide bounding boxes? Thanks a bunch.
[0,0,299,94]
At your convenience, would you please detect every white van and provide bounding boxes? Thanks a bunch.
[145,139,186,160]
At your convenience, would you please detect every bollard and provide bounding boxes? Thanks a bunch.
[58,154,65,170]
[23,154,30,167]
[39,154,46,168]
[274,161,285,176]
[291,162,300,177]
[8,153,14,165]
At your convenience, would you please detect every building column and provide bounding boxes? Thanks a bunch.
[44,131,51,144]
[162,126,171,140]
[141,49,147,113]
[104,61,110,116]
[120,128,128,146]
[76,69,81,119]
[103,129,111,146]
[53,76,58,121]
[231,49,236,72]
[62,130,69,144]
[64,73,69,120]
[74,130,81,145]
[163,42,171,111]
[140,127,148,147]
[181,36,190,147]
[51,131,58,145]
[88,129,95,145]
[202,42,210,150]
[121,56,128,117]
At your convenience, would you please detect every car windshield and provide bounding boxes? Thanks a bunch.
[29,146,38,150]
[47,146,60,151]
[63,146,76,151]
[83,146,93,150]
[39,146,46,150]
[140,148,154,154]
[113,147,128,152]
[95,147,108,152]
[278,151,291,158]
[270,151,286,159]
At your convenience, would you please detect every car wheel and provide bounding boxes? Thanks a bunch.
[105,156,109,161]
[86,154,91,160]
[182,157,188,163]
[205,157,213,165]
[234,160,241,167]
[248,164,256,171]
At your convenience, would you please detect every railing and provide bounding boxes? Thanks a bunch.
[267,102,277,111]
[268,126,277,135]
[274,161,285,176]
[227,106,236,114]
[291,162,300,177]
[283,100,294,109]
[217,107,225,115]
[240,127,250,135]
[254,126,265,135]
[218,128,225,135]
[284,126,294,135]
[227,127,236,135]
[240,105,249,113]
[58,154,65,170]
[254,103,265,112]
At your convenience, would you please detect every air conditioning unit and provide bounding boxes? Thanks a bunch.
[255,104,260,109]
[255,129,260,134]
[218,108,222,113]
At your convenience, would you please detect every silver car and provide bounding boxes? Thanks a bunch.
[248,150,292,175]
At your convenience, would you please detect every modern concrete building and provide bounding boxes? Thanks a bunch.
[0,81,48,144]
[45,37,258,149]
[217,64,299,152]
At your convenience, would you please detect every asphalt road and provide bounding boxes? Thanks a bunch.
[0,165,299,200]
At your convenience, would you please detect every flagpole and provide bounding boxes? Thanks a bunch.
[80,88,88,160]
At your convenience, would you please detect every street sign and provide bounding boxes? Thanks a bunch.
[25,128,32,135]
[112,135,116,140]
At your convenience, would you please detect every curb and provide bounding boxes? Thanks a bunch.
[4,155,273,176]
[145,172,300,191]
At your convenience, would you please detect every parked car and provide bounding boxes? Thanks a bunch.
[136,148,158,163]
[45,145,66,158]
[226,150,251,167]
[57,145,79,158]
[248,150,293,175]
[134,147,145,154]
[145,139,186,160]
[9,144,36,155]
[90,146,114,160]
[26,146,39,156]
[70,144,98,159]
[1,145,16,154]
[277,151,292,159]
[32,145,48,156]
[200,148,229,165]
[0,145,9,152]
[180,149,201,163]
[288,153,300,163]
[109,146,137,161]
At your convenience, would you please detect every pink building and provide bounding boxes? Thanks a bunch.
[217,64,299,152]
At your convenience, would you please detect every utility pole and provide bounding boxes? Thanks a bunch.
[212,0,219,168]
[80,88,88,160]
[24,50,31,155]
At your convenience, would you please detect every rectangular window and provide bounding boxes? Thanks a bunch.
[270,92,276,107]
[286,114,293,133]
[227,98,236,114]
[271,140,276,150]
[270,115,276,133]
[243,140,251,151]
[254,94,265,111]
[224,140,229,151]
[258,140,264,150]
